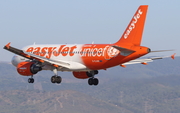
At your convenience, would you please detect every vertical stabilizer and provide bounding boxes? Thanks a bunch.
[115,5,148,46]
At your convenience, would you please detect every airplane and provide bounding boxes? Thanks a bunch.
[3,5,175,86]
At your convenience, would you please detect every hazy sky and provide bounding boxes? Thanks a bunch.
[1,0,180,61]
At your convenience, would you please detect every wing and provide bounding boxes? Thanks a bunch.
[120,54,175,67]
[3,43,70,68]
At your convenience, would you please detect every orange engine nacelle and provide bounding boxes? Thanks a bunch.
[17,62,42,76]
[73,72,89,79]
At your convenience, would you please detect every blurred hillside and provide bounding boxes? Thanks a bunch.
[0,57,179,113]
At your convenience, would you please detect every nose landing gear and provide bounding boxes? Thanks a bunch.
[28,76,34,83]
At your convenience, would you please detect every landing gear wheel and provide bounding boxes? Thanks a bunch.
[51,76,62,84]
[28,78,34,83]
[88,78,99,86]
[51,76,56,83]
[28,78,31,83]
[88,78,94,85]
[56,76,62,84]
[31,78,34,83]
[93,78,99,86]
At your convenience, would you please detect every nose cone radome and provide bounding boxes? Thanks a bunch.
[11,55,26,67]
[11,55,19,66]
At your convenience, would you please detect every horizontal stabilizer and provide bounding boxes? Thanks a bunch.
[121,53,175,66]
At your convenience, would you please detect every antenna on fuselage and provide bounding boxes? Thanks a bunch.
[33,42,36,45]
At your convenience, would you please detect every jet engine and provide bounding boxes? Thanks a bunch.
[73,72,89,79]
[17,62,42,76]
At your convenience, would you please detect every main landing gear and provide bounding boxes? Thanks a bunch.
[51,76,62,84]
[27,69,99,86]
[51,67,62,84]
[88,78,99,86]
[87,70,99,86]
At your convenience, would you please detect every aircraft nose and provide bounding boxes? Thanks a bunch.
[11,55,20,67]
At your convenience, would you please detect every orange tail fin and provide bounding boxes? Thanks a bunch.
[115,5,148,46]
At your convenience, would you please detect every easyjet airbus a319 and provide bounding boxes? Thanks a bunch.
[4,5,175,86]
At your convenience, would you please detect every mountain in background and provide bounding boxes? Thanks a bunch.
[0,57,179,113]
